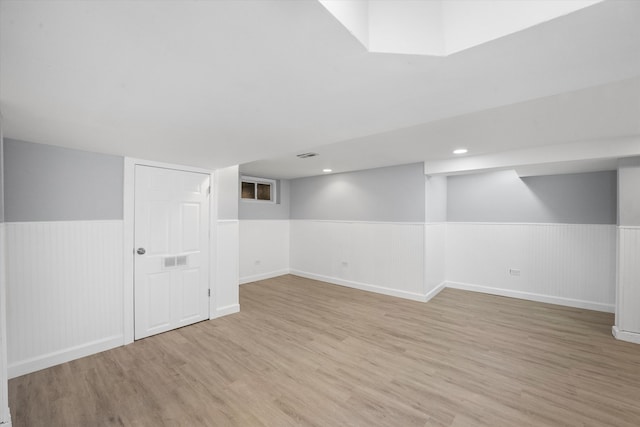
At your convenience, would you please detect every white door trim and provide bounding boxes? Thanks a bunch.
[123,157,215,345]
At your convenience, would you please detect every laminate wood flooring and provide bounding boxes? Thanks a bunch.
[9,275,640,426]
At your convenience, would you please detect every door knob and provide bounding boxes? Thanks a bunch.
[137,248,146,255]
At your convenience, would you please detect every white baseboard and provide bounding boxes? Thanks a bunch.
[445,281,614,313]
[239,269,290,285]
[212,304,240,319]
[8,335,123,379]
[612,326,640,344]
[425,281,446,302]
[290,270,429,302]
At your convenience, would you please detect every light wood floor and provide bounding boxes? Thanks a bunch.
[9,275,640,426]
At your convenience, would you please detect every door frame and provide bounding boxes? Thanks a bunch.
[123,157,216,345]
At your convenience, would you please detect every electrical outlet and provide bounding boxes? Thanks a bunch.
[509,268,521,276]
[341,261,349,267]
[255,260,261,266]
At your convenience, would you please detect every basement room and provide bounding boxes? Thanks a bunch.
[1,1,639,426]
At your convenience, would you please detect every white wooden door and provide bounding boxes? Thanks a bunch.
[134,165,210,340]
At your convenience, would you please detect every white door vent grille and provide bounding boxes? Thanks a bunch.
[164,255,188,268]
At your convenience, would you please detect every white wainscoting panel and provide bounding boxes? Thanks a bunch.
[446,223,616,312]
[5,221,124,378]
[239,220,290,284]
[0,224,11,424]
[213,220,240,318]
[616,227,640,339]
[290,220,426,301]
[424,223,446,300]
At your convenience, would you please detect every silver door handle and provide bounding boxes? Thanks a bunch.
[137,248,146,255]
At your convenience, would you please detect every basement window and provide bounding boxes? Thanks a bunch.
[241,176,276,203]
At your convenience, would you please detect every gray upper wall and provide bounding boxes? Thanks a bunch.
[239,179,290,220]
[447,169,617,224]
[290,163,425,222]
[618,157,640,226]
[216,165,240,220]
[0,130,4,224]
[4,139,124,222]
[425,175,447,222]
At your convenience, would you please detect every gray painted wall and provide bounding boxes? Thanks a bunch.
[0,133,4,223]
[618,157,640,226]
[239,179,290,220]
[425,175,447,222]
[290,163,425,222]
[4,139,123,222]
[447,169,617,224]
[216,165,239,220]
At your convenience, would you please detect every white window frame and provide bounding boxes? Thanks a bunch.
[240,175,276,204]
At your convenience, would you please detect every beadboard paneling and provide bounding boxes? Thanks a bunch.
[5,221,124,378]
[424,223,446,298]
[290,220,425,301]
[0,224,10,423]
[239,220,289,284]
[213,220,240,318]
[446,223,616,312]
[617,227,640,336]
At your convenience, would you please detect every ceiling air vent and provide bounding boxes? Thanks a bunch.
[296,152,319,159]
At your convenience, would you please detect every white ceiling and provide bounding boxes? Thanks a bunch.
[1,0,640,179]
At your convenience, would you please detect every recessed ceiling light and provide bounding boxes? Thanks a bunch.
[322,168,332,173]
[453,148,468,155]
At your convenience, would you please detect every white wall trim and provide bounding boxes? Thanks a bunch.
[288,219,615,227]
[290,221,425,299]
[446,222,615,313]
[211,304,240,319]
[212,219,240,319]
[240,270,291,285]
[446,281,614,313]
[289,219,426,226]
[280,271,610,313]
[288,271,446,303]
[446,221,616,227]
[123,160,135,345]
[615,227,640,339]
[290,270,430,302]
[612,326,640,344]
[4,220,122,225]
[425,281,446,302]
[424,222,446,295]
[618,225,640,230]
[124,157,213,175]
[8,335,122,379]
[123,157,215,345]
[0,224,9,426]
[6,220,124,377]
[240,219,289,285]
